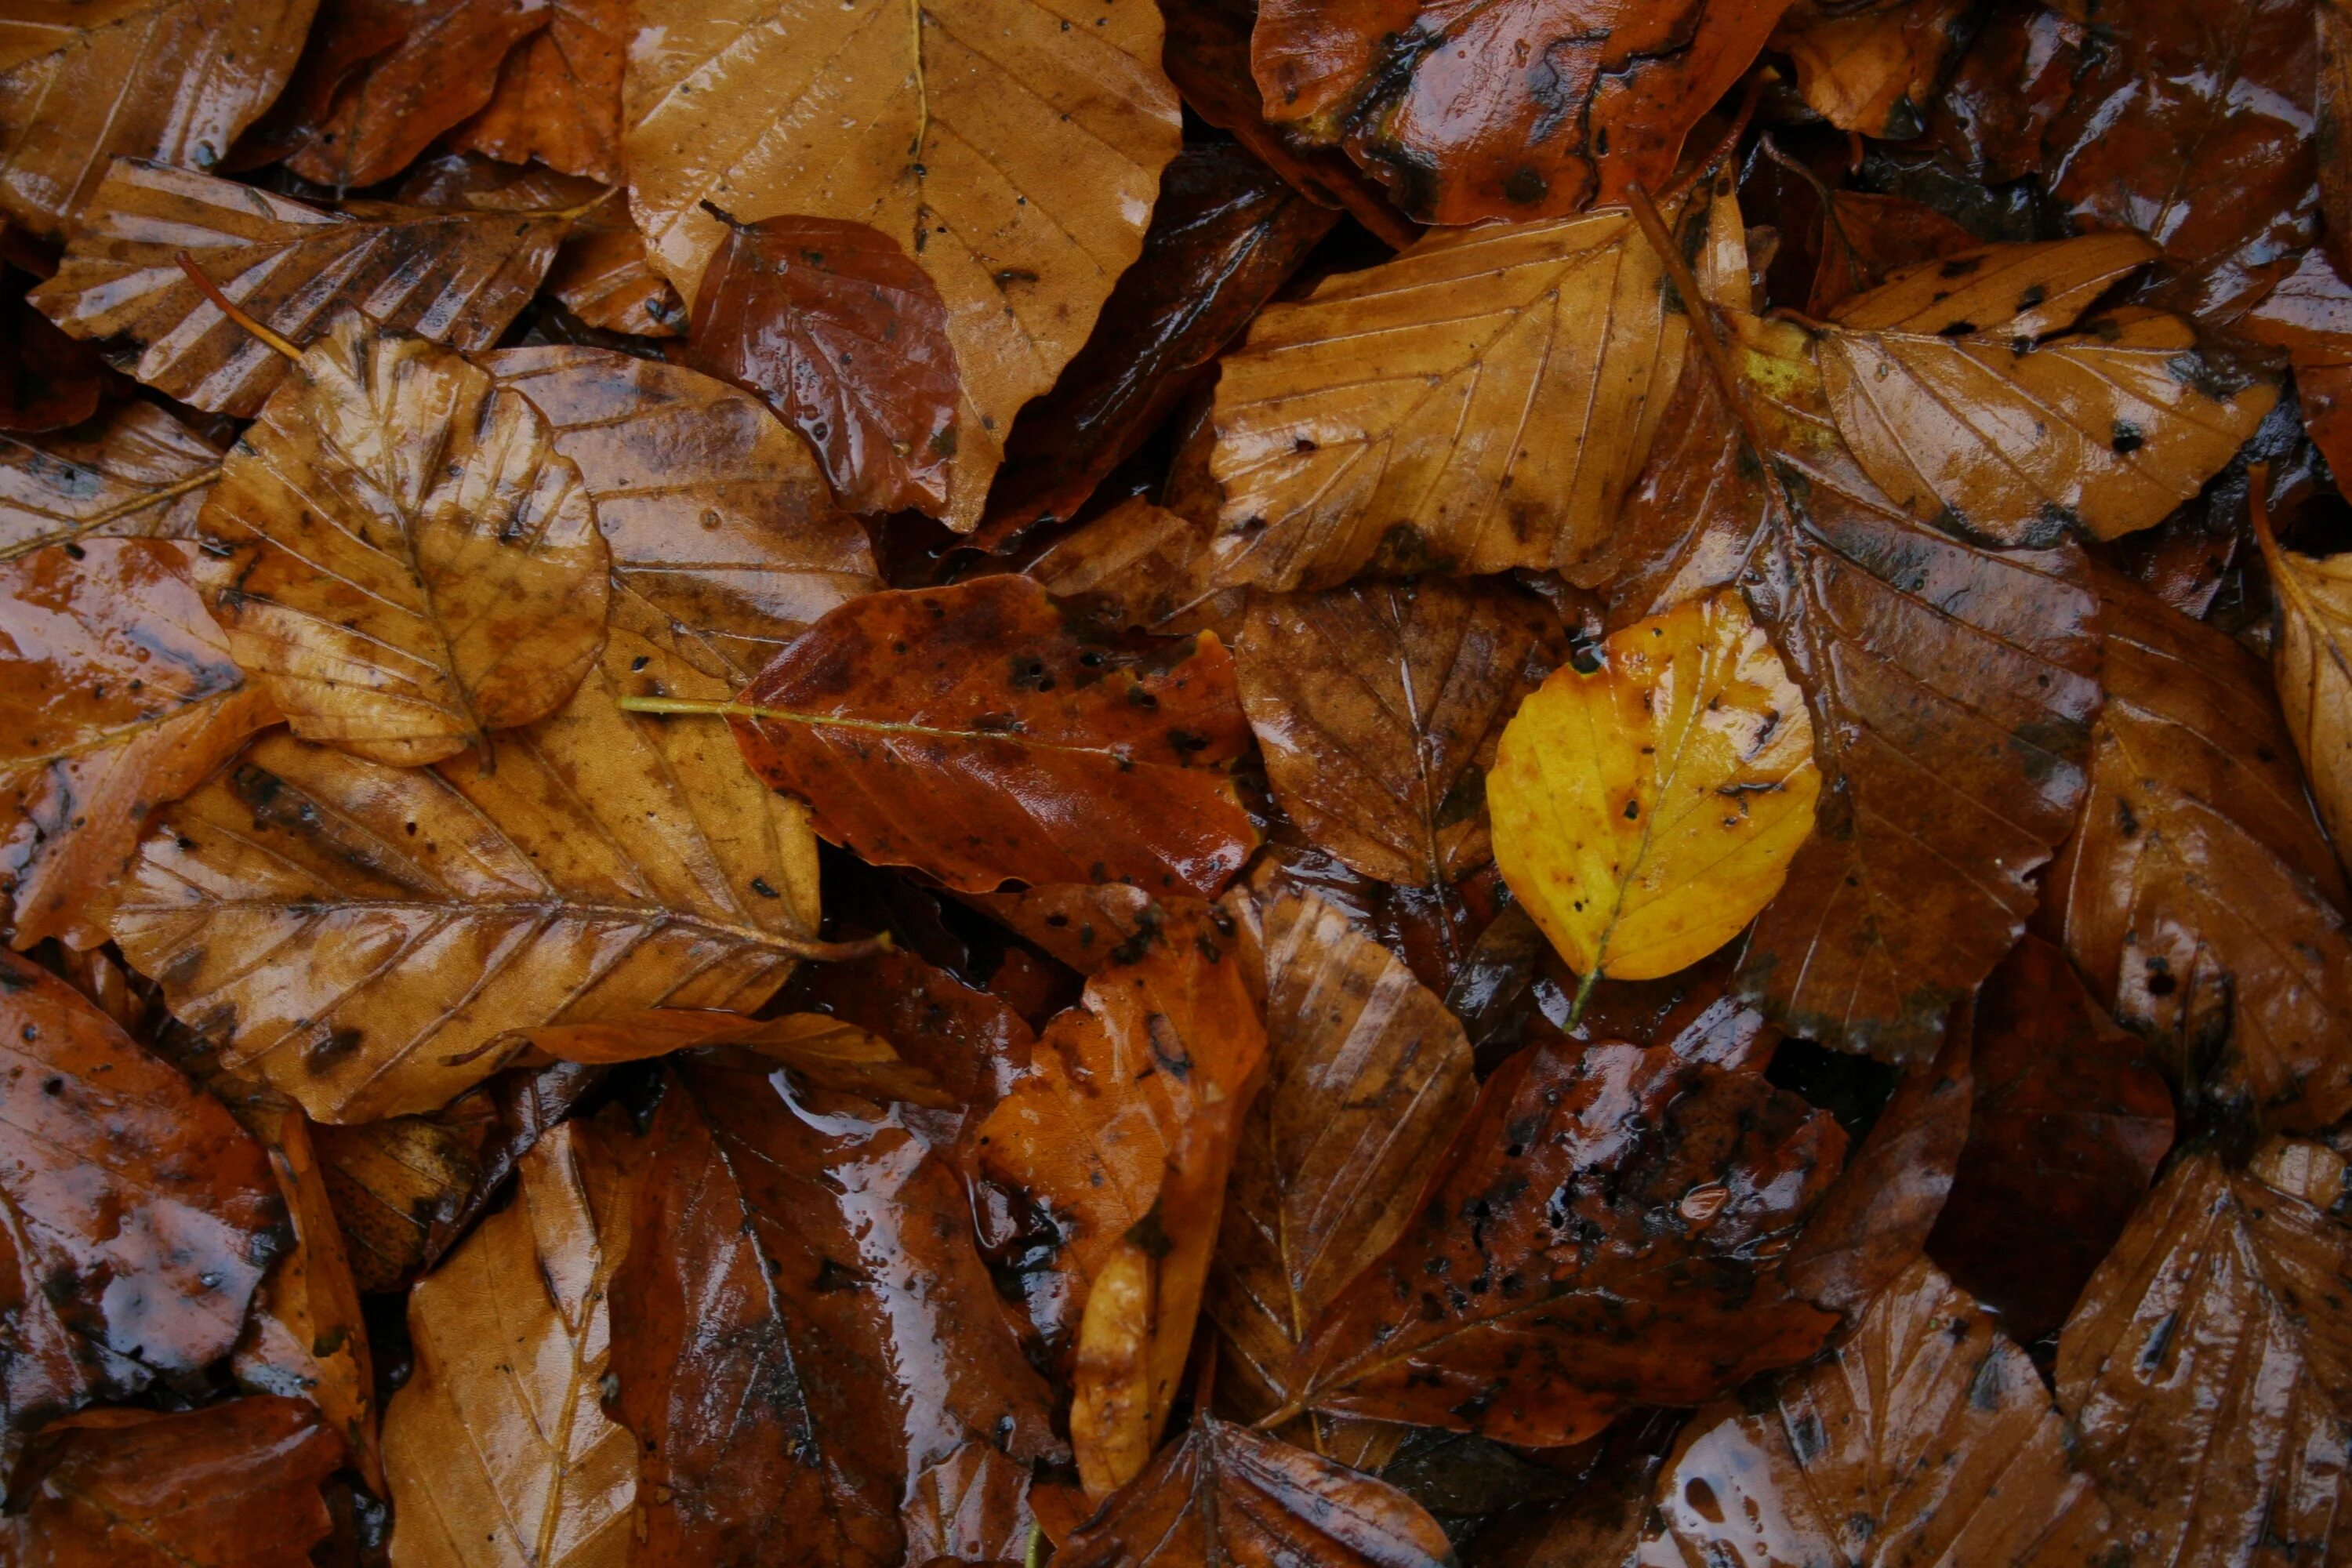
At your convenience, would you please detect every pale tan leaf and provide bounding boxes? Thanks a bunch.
[0,402,220,561]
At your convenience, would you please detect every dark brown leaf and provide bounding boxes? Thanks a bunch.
[0,286,104,432]
[1022,494,1242,641]
[1927,1,2085,183]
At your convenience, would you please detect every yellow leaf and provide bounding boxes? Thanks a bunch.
[2252,490,2352,871]
[1490,590,1819,986]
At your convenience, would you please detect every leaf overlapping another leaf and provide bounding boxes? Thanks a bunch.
[0,402,220,561]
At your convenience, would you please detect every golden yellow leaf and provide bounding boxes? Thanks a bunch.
[2252,489,2352,869]
[620,0,1181,529]
[1490,590,1820,988]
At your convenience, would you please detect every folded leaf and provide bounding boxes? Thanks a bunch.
[283,0,553,189]
[448,0,625,182]
[311,1091,493,1292]
[0,402,220,561]
[1777,0,1975,138]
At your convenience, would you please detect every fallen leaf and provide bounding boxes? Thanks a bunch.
[1250,0,1787,224]
[31,159,573,416]
[310,1089,493,1293]
[0,402,220,561]
[960,880,1161,977]
[2252,481,2352,873]
[2241,246,2352,482]
[2,539,278,949]
[0,285,105,433]
[713,575,1258,897]
[448,0,625,181]
[2326,0,2352,285]
[789,941,1036,1122]
[108,635,833,1122]
[1628,1256,2121,1567]
[609,1056,1062,1567]
[1022,495,1240,641]
[1777,0,1974,139]
[499,1011,955,1108]
[0,0,317,238]
[1926,2,2084,183]
[0,1396,343,1566]
[2057,1138,2352,1568]
[1239,575,1561,887]
[194,314,609,766]
[1058,1410,1454,1568]
[1815,236,2278,544]
[2040,572,2352,1132]
[682,212,960,517]
[1492,589,1818,989]
[1796,187,1980,316]
[621,0,1182,529]
[383,1118,637,1568]
[481,344,880,684]
[1926,934,2173,1343]
[0,947,286,1466]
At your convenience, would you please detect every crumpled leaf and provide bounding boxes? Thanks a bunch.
[2252,485,2352,872]
[2056,1138,2352,1568]
[683,213,960,517]
[1058,1411,1453,1568]
[720,575,1258,897]
[31,159,572,416]
[383,1118,637,1568]
[195,315,609,766]
[0,947,286,1468]
[1777,0,1973,139]
[0,0,318,237]
[1492,588,1820,985]
[1250,0,1788,225]
[1628,1257,2122,1567]
[622,0,1181,529]
[0,402,220,561]
[1244,577,1559,889]
[2039,572,2352,1133]
[108,633,829,1122]
[2,539,278,949]
[610,1056,1063,1568]
[448,0,625,181]
[1815,236,2277,544]
[0,1396,343,1566]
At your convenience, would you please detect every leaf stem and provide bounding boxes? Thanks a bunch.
[1566,965,1600,1029]
[618,695,750,718]
[174,252,303,361]
[1025,1523,1044,1568]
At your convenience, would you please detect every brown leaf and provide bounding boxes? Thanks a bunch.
[1628,1257,2121,1567]
[502,1011,956,1109]
[2057,1138,2352,1568]
[1802,188,1987,318]
[0,402,220,561]
[2,539,278,949]
[383,1119,638,1568]
[1250,0,1787,224]
[481,344,880,684]
[2252,464,2352,873]
[2325,0,2352,286]
[0,0,317,238]
[448,0,625,181]
[1776,0,1973,139]
[960,880,1161,978]
[1238,575,1559,887]
[610,1057,1062,1567]
[683,214,960,517]
[0,948,286,1466]
[1926,2,2085,184]
[621,0,1182,530]
[2242,246,2352,481]
[721,575,1258,897]
[1022,495,1242,642]
[310,1090,494,1293]
[789,942,1037,1122]
[0,285,106,433]
[1058,1410,1453,1568]
[194,316,609,765]
[30,159,572,416]
[2039,572,2352,1132]
[1,1396,344,1566]
[1926,934,2175,1343]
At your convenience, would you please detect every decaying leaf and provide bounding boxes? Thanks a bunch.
[1250,0,1787,224]
[683,213,959,517]
[1777,0,1975,139]
[0,0,318,238]
[195,314,608,766]
[31,160,572,416]
[310,1088,493,1293]
[448,0,625,182]
[2057,1138,2352,1567]
[383,1119,637,1568]
[1628,1257,2122,1566]
[2,539,278,949]
[1491,588,1820,988]
[0,948,286,1465]
[1927,2,2083,184]
[622,0,1182,528]
[713,575,1258,897]
[788,940,1036,1121]
[2252,484,2352,870]
[0,401,220,561]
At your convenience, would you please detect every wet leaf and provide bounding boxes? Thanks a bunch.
[2040,572,2352,1132]
[0,285,106,433]
[1492,588,1819,986]
[195,316,608,766]
[310,1090,493,1293]
[1628,1257,2122,1567]
[1926,2,2084,184]
[0,1396,343,1566]
[1023,495,1241,641]
[2,539,278,949]
[1797,187,1980,317]
[0,0,317,238]
[1058,1411,1453,1568]
[720,575,1258,897]
[2252,485,2352,873]
[2057,1138,2352,1568]
[1251,0,1787,224]
[448,0,625,182]
[610,1057,1062,1567]
[683,214,960,517]
[383,1119,637,1568]
[108,634,829,1122]
[499,1010,956,1109]
[0,402,220,561]
[0,947,285,1466]
[1777,0,1973,139]
[621,0,1182,529]
[789,941,1037,1123]
[31,159,572,416]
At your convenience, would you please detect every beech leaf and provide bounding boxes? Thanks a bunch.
[1023,494,1240,641]
[448,0,626,183]
[0,402,220,561]
[2252,486,2352,873]
[1777,0,1975,139]
[499,1010,956,1109]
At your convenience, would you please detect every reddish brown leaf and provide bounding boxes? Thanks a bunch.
[2242,245,2352,484]
[1776,0,1975,140]
[0,286,103,433]
[684,214,960,517]
[1022,495,1242,642]
[448,0,625,181]
[1928,2,2086,183]
[789,942,1036,1121]
[310,1090,495,1294]
[499,1011,955,1109]
[1802,188,1980,316]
